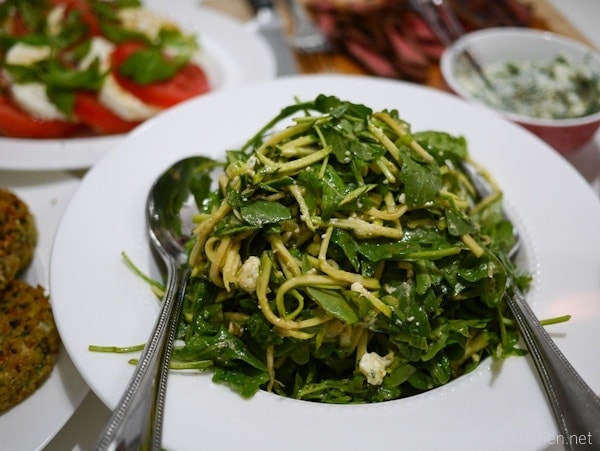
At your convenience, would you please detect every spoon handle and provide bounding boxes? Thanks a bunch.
[95,262,189,451]
[506,278,600,450]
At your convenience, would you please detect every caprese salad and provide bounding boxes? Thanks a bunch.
[0,0,211,138]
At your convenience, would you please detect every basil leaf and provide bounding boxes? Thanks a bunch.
[158,28,198,58]
[45,59,105,90]
[118,48,188,84]
[46,86,75,116]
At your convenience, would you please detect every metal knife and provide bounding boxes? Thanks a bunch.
[247,0,299,76]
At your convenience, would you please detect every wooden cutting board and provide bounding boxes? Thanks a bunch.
[526,0,596,49]
[202,0,597,86]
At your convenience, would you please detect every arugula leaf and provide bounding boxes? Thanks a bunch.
[398,147,442,207]
[239,200,291,227]
[306,287,359,324]
[212,367,270,399]
[177,328,268,372]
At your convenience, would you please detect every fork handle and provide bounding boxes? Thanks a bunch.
[249,0,274,12]
[506,279,600,450]
[95,262,189,451]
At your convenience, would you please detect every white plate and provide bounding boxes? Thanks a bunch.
[0,3,276,172]
[50,75,600,451]
[0,171,88,451]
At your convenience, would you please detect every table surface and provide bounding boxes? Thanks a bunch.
[38,1,600,449]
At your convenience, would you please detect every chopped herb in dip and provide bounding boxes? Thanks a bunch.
[456,55,600,120]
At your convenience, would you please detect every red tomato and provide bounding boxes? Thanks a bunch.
[74,92,140,134]
[111,42,210,108]
[50,0,100,36]
[0,95,80,139]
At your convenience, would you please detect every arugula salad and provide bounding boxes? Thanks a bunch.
[0,0,209,138]
[139,95,531,404]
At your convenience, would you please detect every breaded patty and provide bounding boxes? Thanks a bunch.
[0,279,60,412]
[0,189,37,291]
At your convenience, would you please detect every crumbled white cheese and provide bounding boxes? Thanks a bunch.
[350,281,368,296]
[358,351,394,385]
[383,284,397,294]
[245,155,258,176]
[237,256,261,293]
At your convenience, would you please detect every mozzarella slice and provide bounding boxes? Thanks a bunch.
[99,74,161,121]
[79,36,114,72]
[47,5,67,36]
[10,83,68,121]
[5,42,52,66]
[4,43,68,121]
[117,7,177,41]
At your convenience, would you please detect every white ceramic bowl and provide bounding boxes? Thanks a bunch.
[440,27,600,154]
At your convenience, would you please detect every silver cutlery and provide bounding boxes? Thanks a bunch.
[283,0,333,73]
[95,157,206,450]
[461,160,600,450]
[411,0,513,110]
[247,0,299,76]
[284,0,330,54]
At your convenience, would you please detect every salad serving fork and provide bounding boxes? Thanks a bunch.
[461,160,600,450]
[284,0,330,54]
[283,0,333,73]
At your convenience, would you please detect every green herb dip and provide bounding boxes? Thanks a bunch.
[456,55,600,120]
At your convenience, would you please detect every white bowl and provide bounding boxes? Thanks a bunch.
[440,27,600,154]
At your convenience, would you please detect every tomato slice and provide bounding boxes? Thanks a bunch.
[74,92,140,134]
[0,95,80,139]
[111,42,210,108]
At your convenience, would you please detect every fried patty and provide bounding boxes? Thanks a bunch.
[0,279,60,412]
[0,188,37,291]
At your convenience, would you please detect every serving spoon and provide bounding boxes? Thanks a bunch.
[95,157,208,451]
[461,160,600,450]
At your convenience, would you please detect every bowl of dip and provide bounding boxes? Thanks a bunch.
[440,27,600,154]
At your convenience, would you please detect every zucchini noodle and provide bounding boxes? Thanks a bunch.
[170,94,530,404]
